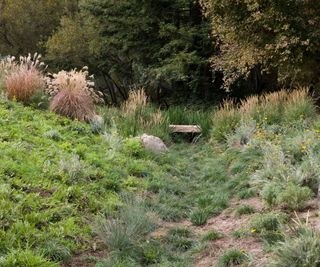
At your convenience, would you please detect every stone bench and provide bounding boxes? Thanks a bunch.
[169,125,202,133]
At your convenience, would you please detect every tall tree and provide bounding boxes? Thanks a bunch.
[0,0,78,55]
[201,0,320,90]
[46,0,219,104]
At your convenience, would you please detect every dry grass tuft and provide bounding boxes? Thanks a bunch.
[214,99,238,121]
[122,88,148,115]
[143,109,165,129]
[47,68,102,122]
[239,95,259,117]
[0,56,16,78]
[238,88,311,119]
[286,87,309,106]
[46,67,104,105]
[5,65,44,103]
[212,87,313,141]
[50,89,96,122]
[1,53,46,103]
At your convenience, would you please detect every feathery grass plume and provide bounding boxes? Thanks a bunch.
[5,66,45,103]
[143,109,165,130]
[284,87,316,122]
[243,88,314,124]
[2,53,46,104]
[286,87,310,106]
[119,88,169,138]
[122,88,148,115]
[46,67,104,104]
[0,57,16,99]
[19,53,47,71]
[0,56,16,81]
[47,68,103,122]
[259,90,288,123]
[239,95,259,119]
[213,88,315,143]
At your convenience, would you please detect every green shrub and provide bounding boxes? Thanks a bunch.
[168,227,192,238]
[277,183,313,211]
[165,226,195,252]
[297,154,320,194]
[122,138,144,157]
[227,119,256,148]
[40,239,72,262]
[262,182,313,211]
[166,236,194,252]
[211,192,229,211]
[232,229,249,239]
[0,249,57,267]
[218,249,250,267]
[196,195,214,209]
[58,154,88,182]
[271,228,320,267]
[261,182,283,207]
[235,205,256,216]
[190,209,209,226]
[201,230,222,242]
[93,197,155,259]
[281,132,317,163]
[237,188,257,199]
[250,212,286,244]
[44,130,62,141]
[141,240,163,265]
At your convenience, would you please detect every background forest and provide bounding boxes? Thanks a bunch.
[1,0,319,106]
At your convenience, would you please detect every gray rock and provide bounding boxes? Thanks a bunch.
[91,114,104,125]
[140,134,168,153]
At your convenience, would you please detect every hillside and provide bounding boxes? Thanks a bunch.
[1,89,320,266]
[0,99,166,265]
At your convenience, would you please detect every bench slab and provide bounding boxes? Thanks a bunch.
[169,125,202,133]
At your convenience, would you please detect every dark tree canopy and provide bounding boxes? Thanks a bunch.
[201,0,320,89]
[0,0,78,55]
[46,0,218,104]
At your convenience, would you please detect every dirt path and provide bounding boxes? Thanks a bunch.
[152,197,269,266]
[195,198,268,267]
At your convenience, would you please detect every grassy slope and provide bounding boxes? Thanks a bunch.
[0,98,241,266]
[0,99,164,265]
[1,89,320,266]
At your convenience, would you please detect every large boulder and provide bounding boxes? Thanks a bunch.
[140,134,168,154]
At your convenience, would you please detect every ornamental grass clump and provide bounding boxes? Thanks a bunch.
[2,53,46,104]
[213,88,315,143]
[212,99,240,142]
[121,88,148,116]
[119,88,168,138]
[46,67,104,122]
